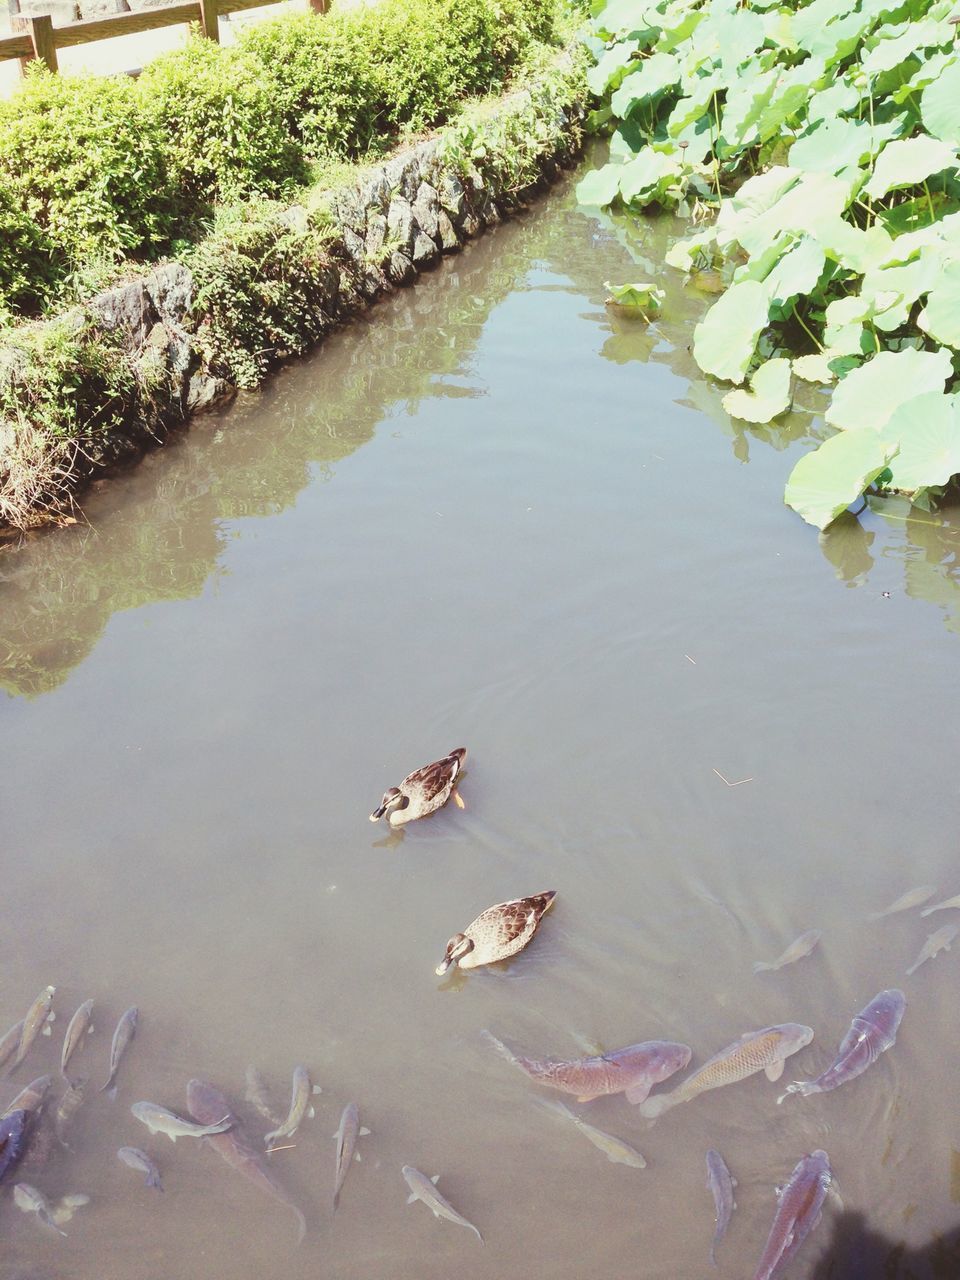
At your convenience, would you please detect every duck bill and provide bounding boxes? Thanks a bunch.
[435,957,454,977]
[369,805,386,822]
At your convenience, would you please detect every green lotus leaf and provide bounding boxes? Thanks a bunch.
[793,350,858,384]
[617,147,679,204]
[586,39,642,95]
[825,347,955,431]
[922,57,960,148]
[763,236,827,311]
[693,279,770,384]
[665,226,718,272]
[860,20,950,77]
[717,169,854,257]
[879,390,960,492]
[860,250,942,332]
[604,280,665,314]
[814,217,894,273]
[864,135,959,200]
[807,77,860,122]
[789,116,902,176]
[722,357,792,423]
[575,165,622,208]
[610,52,681,115]
[785,429,898,529]
[917,260,960,346]
[896,49,955,104]
[592,0,657,40]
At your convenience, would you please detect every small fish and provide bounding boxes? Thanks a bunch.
[13,1183,89,1233]
[100,1006,138,1098]
[402,1165,483,1244]
[779,990,905,1101]
[7,987,55,1076]
[638,1024,814,1119]
[536,1097,645,1167]
[906,923,959,976]
[483,1031,691,1104]
[131,1101,233,1142]
[187,1079,307,1244]
[922,893,960,917]
[753,930,822,974]
[264,1065,317,1149]
[118,1146,163,1190]
[333,1102,370,1211]
[868,885,937,920]
[751,1150,833,1280]
[0,1109,29,1183]
[245,1066,282,1126]
[0,1021,24,1072]
[3,1075,53,1119]
[55,1077,87,1147]
[60,1000,94,1081]
[705,1149,737,1266]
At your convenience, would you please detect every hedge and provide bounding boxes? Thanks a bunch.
[0,0,559,321]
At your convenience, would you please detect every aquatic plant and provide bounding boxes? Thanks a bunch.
[580,0,960,528]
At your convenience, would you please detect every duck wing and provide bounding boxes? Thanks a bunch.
[402,751,463,801]
[469,893,557,962]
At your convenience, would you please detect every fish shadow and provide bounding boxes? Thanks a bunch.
[809,1209,960,1279]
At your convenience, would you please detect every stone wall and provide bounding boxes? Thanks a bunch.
[0,55,585,524]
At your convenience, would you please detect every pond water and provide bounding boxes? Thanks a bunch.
[2,151,960,1280]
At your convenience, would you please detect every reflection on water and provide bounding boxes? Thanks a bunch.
[1,153,960,1280]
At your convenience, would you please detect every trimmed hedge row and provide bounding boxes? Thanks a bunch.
[0,0,558,321]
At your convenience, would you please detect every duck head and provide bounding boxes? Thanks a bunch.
[435,933,474,976]
[369,788,410,822]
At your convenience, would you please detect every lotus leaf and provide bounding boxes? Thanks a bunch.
[917,260,960,345]
[879,390,960,492]
[762,236,827,312]
[618,148,680,204]
[665,226,718,271]
[785,430,897,529]
[575,166,622,208]
[864,135,959,200]
[789,116,901,176]
[921,58,960,147]
[793,350,856,383]
[604,281,665,315]
[692,279,770,383]
[825,347,954,431]
[593,0,658,39]
[897,49,955,103]
[586,40,643,95]
[860,20,949,76]
[722,357,792,423]
[610,52,680,115]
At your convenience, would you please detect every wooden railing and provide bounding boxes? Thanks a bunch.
[0,0,326,73]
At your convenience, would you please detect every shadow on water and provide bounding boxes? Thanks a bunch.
[810,1211,960,1280]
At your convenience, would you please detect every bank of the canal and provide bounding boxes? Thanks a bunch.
[0,44,587,533]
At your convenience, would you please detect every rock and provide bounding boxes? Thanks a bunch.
[383,154,421,202]
[411,231,439,268]
[436,209,460,253]
[357,171,390,215]
[477,194,501,226]
[332,186,367,236]
[414,139,441,188]
[186,373,234,414]
[411,183,440,241]
[365,210,388,262]
[460,209,482,239]
[340,226,366,268]
[88,279,156,352]
[438,173,467,225]
[361,263,391,299]
[386,250,415,286]
[275,205,310,235]
[386,197,417,256]
[143,262,193,327]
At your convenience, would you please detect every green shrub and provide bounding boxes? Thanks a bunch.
[189,201,337,388]
[0,0,562,319]
[0,68,178,287]
[137,38,306,207]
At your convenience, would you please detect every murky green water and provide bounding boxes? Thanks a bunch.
[2,154,960,1279]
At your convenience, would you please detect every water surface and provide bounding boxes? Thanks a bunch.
[2,157,960,1279]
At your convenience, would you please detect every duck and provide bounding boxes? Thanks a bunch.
[369,748,467,827]
[435,891,557,975]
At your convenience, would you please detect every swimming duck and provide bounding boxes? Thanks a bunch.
[435,891,557,975]
[369,748,467,826]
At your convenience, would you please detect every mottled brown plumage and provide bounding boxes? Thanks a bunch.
[436,891,557,975]
[369,748,467,826]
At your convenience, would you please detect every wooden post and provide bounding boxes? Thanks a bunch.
[198,0,218,40]
[307,0,328,14]
[24,12,57,70]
